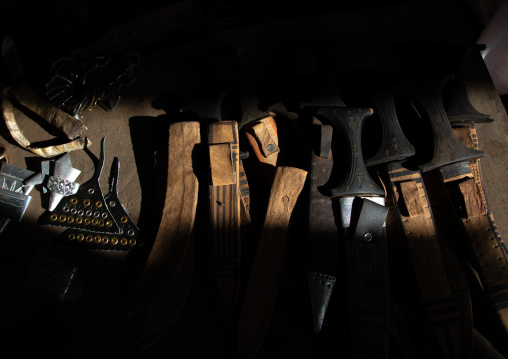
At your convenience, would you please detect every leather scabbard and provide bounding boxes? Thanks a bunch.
[237,166,307,359]
[208,120,242,315]
[306,118,338,333]
[386,161,472,358]
[345,196,389,359]
[439,124,508,335]
[126,121,200,337]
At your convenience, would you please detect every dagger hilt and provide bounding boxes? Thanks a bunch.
[397,75,484,172]
[365,90,415,167]
[313,106,385,198]
[446,44,495,123]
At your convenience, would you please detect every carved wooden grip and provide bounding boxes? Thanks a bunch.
[400,76,483,172]
[315,106,385,198]
[365,90,415,167]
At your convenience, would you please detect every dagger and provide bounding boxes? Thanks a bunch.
[433,45,508,348]
[306,103,390,358]
[365,88,474,358]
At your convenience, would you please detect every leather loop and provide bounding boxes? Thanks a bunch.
[348,197,388,245]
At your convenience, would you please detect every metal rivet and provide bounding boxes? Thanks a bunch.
[364,232,373,242]
[111,237,119,245]
[91,218,98,225]
[127,229,135,236]
[50,214,58,221]
[77,234,84,241]
[85,235,93,242]
[120,238,128,246]
[129,239,136,246]
[109,201,116,207]
[75,217,83,224]
[266,144,276,152]
[84,218,91,225]
[102,237,109,244]
[68,233,75,240]
[83,199,90,206]
[95,201,102,208]
[94,236,101,243]
[88,188,94,194]
[59,215,66,222]
[105,220,113,227]
[120,216,128,223]
[67,216,74,223]
[70,198,78,205]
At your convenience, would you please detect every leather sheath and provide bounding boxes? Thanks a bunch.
[386,161,472,359]
[208,120,242,315]
[439,124,508,335]
[307,118,338,333]
[345,197,389,359]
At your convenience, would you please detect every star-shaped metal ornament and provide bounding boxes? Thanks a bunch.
[24,153,81,212]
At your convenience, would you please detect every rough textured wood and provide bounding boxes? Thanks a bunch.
[399,180,424,217]
[208,121,241,314]
[389,164,471,359]
[126,121,200,316]
[209,143,235,185]
[444,125,508,334]
[237,166,307,359]
[459,179,487,218]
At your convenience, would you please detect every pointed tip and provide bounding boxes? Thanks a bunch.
[307,271,336,333]
[48,193,64,212]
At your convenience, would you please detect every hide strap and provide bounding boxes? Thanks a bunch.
[439,124,508,334]
[386,161,472,358]
[208,120,242,315]
[243,116,279,181]
[237,166,307,359]
[345,197,390,359]
[126,121,200,318]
